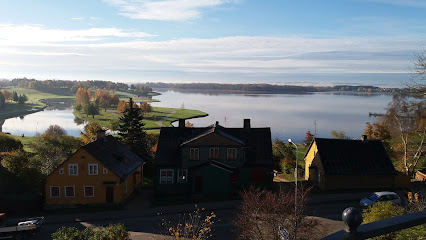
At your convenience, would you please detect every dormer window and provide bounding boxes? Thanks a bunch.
[227,148,237,160]
[190,148,199,160]
[209,147,219,160]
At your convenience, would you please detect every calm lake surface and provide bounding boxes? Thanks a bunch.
[1,90,393,142]
[151,90,393,142]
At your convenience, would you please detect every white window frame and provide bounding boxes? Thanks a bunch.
[69,164,78,176]
[160,169,174,184]
[209,147,219,159]
[103,167,108,174]
[178,169,188,183]
[50,186,60,198]
[227,148,237,160]
[88,163,98,175]
[59,168,64,174]
[84,186,94,197]
[64,186,75,198]
[190,148,199,160]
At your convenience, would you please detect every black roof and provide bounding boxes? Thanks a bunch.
[82,136,144,179]
[312,138,397,175]
[155,123,273,166]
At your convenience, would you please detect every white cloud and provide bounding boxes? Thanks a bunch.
[0,32,423,84]
[104,0,229,21]
[0,24,155,44]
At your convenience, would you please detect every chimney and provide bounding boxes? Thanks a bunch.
[361,135,367,141]
[179,119,186,128]
[96,130,106,140]
[215,121,219,126]
[244,119,251,128]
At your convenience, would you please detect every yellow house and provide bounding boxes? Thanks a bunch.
[304,137,409,190]
[45,134,144,207]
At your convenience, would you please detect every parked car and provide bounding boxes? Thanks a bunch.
[360,191,401,208]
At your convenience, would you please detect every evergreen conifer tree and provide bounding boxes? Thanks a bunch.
[118,98,148,161]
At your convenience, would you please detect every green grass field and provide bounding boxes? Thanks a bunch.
[1,87,208,129]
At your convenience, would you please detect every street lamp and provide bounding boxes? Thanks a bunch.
[288,139,298,192]
[288,138,298,239]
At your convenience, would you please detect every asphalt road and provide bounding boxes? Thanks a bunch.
[32,200,357,240]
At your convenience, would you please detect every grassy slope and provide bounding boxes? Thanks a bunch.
[0,87,73,121]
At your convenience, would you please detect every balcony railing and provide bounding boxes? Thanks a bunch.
[320,208,426,240]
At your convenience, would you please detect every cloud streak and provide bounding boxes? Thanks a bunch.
[104,0,230,21]
[0,24,155,43]
[0,25,422,85]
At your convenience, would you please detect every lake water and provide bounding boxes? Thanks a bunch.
[1,90,393,142]
[151,90,393,142]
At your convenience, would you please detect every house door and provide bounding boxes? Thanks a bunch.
[195,176,203,194]
[106,187,114,203]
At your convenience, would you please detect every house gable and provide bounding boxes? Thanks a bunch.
[181,130,244,147]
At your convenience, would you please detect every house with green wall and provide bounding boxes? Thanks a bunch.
[154,119,273,197]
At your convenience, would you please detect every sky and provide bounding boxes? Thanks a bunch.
[0,0,425,87]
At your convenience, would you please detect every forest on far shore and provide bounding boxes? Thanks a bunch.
[144,82,403,94]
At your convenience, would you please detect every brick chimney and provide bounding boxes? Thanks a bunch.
[244,119,251,128]
[179,119,186,128]
[96,130,106,140]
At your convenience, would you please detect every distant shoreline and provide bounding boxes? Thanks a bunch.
[145,82,403,94]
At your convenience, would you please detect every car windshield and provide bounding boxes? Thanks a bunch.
[367,194,378,201]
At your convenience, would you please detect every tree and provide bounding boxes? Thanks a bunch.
[99,96,111,111]
[73,103,82,112]
[185,121,194,128]
[80,122,107,144]
[117,100,127,113]
[363,121,393,155]
[382,95,425,177]
[272,138,296,173]
[44,124,67,136]
[75,87,90,105]
[1,90,12,101]
[0,91,4,108]
[1,149,42,192]
[304,130,314,146]
[118,98,150,171]
[12,91,18,102]
[86,102,99,118]
[139,102,152,113]
[409,50,426,94]
[29,134,81,175]
[0,133,23,153]
[330,129,349,139]
[18,94,28,104]
[233,186,321,240]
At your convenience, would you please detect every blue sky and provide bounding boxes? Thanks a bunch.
[0,0,425,86]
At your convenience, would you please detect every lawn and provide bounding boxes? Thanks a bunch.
[74,106,207,130]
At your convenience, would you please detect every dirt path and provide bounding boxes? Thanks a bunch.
[154,110,176,127]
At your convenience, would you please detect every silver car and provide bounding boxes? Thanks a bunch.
[360,191,401,208]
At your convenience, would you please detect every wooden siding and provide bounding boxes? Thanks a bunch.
[45,149,142,205]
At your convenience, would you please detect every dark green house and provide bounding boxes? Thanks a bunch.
[154,119,273,197]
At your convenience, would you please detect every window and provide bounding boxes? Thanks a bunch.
[160,169,174,184]
[65,186,75,198]
[88,164,98,175]
[84,186,94,197]
[59,168,64,174]
[50,186,60,198]
[69,164,78,176]
[178,169,188,183]
[103,167,108,174]
[190,148,199,160]
[209,147,219,160]
[227,148,237,160]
